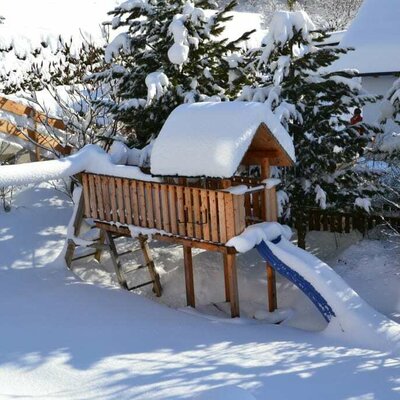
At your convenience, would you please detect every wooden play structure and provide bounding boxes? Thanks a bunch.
[66,102,295,317]
[0,96,71,161]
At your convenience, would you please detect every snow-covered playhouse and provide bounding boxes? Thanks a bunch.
[1,99,400,351]
[78,102,294,318]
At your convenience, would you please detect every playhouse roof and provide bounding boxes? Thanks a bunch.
[332,0,400,75]
[150,102,295,178]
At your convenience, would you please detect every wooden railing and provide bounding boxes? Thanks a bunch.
[0,96,71,159]
[244,187,265,224]
[82,173,247,244]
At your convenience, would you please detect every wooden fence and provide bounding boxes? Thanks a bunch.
[82,173,247,244]
[285,207,400,248]
[0,96,71,160]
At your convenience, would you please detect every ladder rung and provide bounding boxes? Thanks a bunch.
[123,264,147,274]
[71,252,97,262]
[128,280,155,291]
[117,249,133,257]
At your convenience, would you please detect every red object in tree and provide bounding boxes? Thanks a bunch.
[350,114,363,125]
[350,113,365,135]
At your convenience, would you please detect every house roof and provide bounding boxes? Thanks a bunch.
[333,0,400,75]
[150,101,295,178]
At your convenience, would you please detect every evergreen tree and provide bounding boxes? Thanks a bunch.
[244,10,381,212]
[95,0,254,147]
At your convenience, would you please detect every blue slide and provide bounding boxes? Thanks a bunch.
[256,236,336,322]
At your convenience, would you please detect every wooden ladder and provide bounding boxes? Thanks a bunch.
[65,189,162,296]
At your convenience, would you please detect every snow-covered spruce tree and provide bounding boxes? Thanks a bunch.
[96,0,254,147]
[243,10,381,213]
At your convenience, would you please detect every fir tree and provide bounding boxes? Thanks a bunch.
[95,0,254,147]
[244,10,381,212]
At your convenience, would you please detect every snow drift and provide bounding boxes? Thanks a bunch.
[228,222,400,353]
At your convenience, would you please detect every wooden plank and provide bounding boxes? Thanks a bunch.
[183,246,195,307]
[145,182,155,228]
[94,221,237,254]
[209,190,219,242]
[168,185,178,235]
[130,180,140,226]
[193,188,202,239]
[153,183,162,230]
[88,174,98,219]
[81,174,91,218]
[200,190,211,241]
[176,185,186,236]
[160,185,170,233]
[244,193,251,224]
[237,194,246,234]
[253,191,261,221]
[233,195,241,235]
[0,118,69,154]
[123,179,133,225]
[217,192,227,243]
[94,174,105,221]
[109,177,118,223]
[101,176,112,221]
[224,194,236,240]
[184,187,194,238]
[116,178,125,224]
[225,254,240,317]
[0,96,66,129]
[137,181,147,227]
[139,237,162,297]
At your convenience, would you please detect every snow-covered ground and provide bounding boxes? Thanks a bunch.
[1,183,400,399]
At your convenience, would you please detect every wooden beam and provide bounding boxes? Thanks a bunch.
[0,96,66,130]
[94,221,237,254]
[225,253,240,317]
[183,245,195,307]
[261,158,278,312]
[0,119,71,155]
[140,236,162,297]
[223,253,231,302]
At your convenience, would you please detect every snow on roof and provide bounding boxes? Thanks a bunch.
[333,0,400,74]
[150,102,295,178]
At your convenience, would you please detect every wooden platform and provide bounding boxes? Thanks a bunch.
[80,172,280,318]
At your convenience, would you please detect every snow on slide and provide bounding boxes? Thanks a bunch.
[227,222,400,353]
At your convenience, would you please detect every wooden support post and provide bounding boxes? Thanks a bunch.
[261,157,278,312]
[183,246,195,307]
[225,253,240,318]
[65,239,76,269]
[267,263,277,312]
[94,230,105,262]
[139,236,162,297]
[223,253,231,302]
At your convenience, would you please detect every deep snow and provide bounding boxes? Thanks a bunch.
[1,183,400,399]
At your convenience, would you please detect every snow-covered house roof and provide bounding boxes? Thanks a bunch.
[150,102,295,178]
[333,0,400,75]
